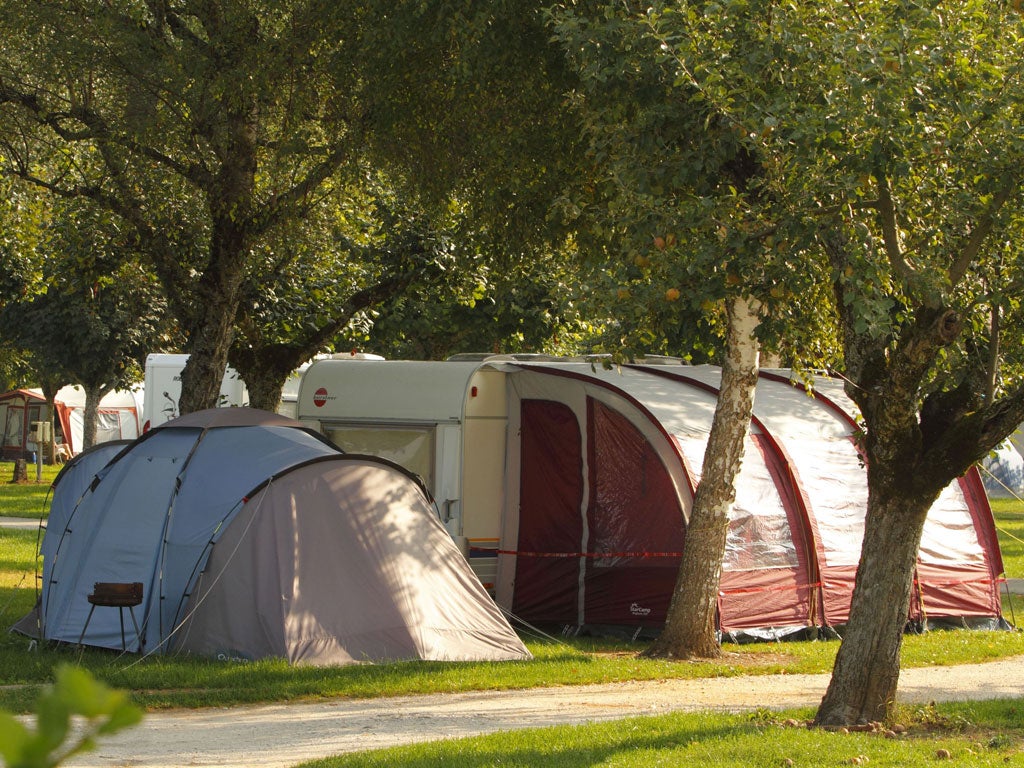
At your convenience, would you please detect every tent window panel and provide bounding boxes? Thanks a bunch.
[589,399,684,569]
[723,437,800,572]
[793,438,867,567]
[584,400,684,626]
[324,425,434,490]
[3,407,24,448]
[918,483,986,565]
[673,433,708,486]
[118,410,140,440]
[96,411,124,443]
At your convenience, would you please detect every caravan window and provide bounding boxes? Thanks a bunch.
[323,424,435,491]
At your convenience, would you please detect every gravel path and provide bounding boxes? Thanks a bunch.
[60,656,1024,768]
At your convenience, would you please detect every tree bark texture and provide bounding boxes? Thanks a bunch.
[177,140,254,415]
[814,308,960,725]
[178,285,243,415]
[166,20,259,416]
[645,296,761,659]
[245,374,285,413]
[814,488,933,725]
[81,383,104,451]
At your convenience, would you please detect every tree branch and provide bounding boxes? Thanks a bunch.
[985,300,1000,405]
[947,180,1018,288]
[875,171,916,281]
[1,76,215,190]
[305,269,420,353]
[980,382,1024,451]
[252,144,352,238]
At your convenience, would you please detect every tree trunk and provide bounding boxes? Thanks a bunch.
[177,209,251,415]
[815,232,1003,727]
[81,383,107,451]
[41,381,60,464]
[228,342,305,414]
[177,77,257,416]
[644,296,761,659]
[814,484,935,725]
[244,363,291,413]
[179,320,237,415]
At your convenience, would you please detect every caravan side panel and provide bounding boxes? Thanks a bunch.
[461,369,508,586]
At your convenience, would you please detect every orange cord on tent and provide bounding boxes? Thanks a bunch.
[719,581,823,595]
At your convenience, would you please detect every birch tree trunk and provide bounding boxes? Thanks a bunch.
[644,295,761,659]
[81,383,107,451]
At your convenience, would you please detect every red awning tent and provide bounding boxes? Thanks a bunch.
[489,363,1004,639]
[0,386,143,460]
[291,356,1006,640]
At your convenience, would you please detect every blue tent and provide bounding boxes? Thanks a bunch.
[17,408,529,665]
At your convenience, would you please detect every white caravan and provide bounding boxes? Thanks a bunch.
[142,353,248,431]
[296,356,513,590]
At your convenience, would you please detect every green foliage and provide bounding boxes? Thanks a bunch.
[547,2,839,366]
[0,181,174,400]
[330,3,595,362]
[0,0,381,411]
[2,0,587,418]
[0,665,141,768]
[361,242,595,360]
[549,0,1024,381]
[0,344,32,393]
[360,1,581,248]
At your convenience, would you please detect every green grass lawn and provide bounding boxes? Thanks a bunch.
[0,460,60,518]
[299,700,1024,767]
[990,497,1024,579]
[1,521,1023,715]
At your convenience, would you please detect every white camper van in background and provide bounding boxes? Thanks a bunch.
[142,353,249,432]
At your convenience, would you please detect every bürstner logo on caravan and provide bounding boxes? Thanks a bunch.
[313,387,329,407]
[630,602,652,616]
